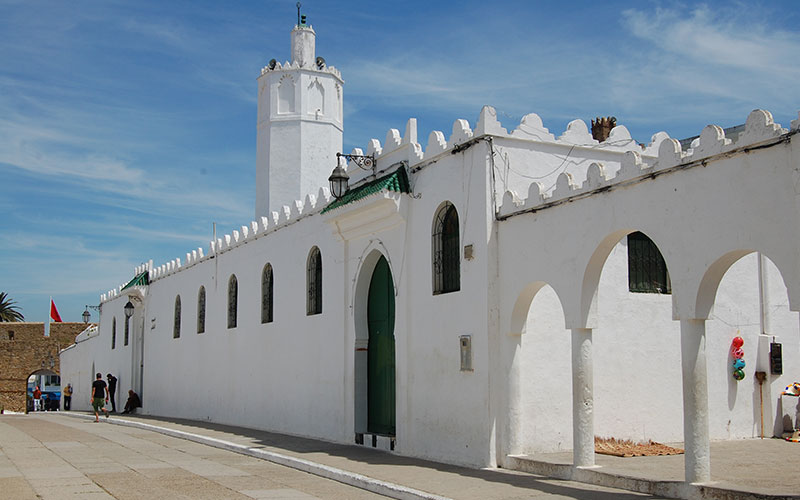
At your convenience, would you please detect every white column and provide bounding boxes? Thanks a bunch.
[571,328,594,467]
[680,319,711,483]
[504,335,523,458]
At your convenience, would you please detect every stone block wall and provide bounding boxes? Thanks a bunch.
[0,323,87,412]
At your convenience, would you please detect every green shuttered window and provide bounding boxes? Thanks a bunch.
[628,231,671,294]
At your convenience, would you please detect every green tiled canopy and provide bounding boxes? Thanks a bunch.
[322,167,410,213]
[121,271,150,290]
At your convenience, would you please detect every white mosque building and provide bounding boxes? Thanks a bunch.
[61,17,800,490]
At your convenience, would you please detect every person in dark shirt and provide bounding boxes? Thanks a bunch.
[106,373,118,412]
[91,373,109,422]
[33,386,42,411]
[122,390,142,414]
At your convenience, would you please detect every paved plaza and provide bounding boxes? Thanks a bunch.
[0,413,668,500]
[2,412,799,499]
[0,414,386,500]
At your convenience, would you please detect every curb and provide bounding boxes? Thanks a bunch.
[505,455,800,500]
[60,412,451,500]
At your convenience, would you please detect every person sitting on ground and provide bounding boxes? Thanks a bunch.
[121,390,141,414]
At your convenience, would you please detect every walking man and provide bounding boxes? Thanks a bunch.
[91,373,109,422]
[106,373,117,412]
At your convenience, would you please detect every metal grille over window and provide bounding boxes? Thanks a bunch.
[307,247,322,315]
[111,317,116,349]
[228,275,238,328]
[628,231,671,294]
[262,264,274,324]
[433,202,461,294]
[197,286,206,334]
[124,316,129,346]
[173,295,181,339]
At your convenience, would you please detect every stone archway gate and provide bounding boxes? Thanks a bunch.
[0,323,89,412]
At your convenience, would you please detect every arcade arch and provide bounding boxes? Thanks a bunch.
[699,251,798,441]
[517,282,572,454]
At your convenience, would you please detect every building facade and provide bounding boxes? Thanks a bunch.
[61,20,800,487]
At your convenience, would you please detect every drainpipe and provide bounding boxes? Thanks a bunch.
[757,253,770,335]
[756,252,774,437]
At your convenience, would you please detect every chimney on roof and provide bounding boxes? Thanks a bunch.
[591,116,616,142]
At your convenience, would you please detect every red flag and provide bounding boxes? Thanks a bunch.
[50,300,62,322]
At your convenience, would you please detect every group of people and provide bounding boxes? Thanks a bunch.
[31,385,60,411]
[30,373,141,420]
[89,373,141,421]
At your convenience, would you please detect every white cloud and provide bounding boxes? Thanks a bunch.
[614,4,800,122]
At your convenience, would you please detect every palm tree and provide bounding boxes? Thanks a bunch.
[0,292,24,322]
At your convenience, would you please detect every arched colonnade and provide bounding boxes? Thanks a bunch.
[496,129,800,484]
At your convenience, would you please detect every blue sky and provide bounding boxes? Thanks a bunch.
[1,0,798,322]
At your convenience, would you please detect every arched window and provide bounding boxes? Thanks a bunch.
[432,201,461,294]
[307,247,322,315]
[628,231,671,294]
[262,263,274,324]
[228,275,238,328]
[197,286,206,334]
[111,317,116,349]
[124,314,129,346]
[173,295,181,339]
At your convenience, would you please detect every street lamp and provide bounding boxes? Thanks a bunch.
[329,152,375,200]
[82,307,91,324]
[328,163,349,200]
[124,301,134,319]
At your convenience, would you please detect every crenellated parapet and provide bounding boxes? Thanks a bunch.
[346,106,651,187]
[259,58,342,81]
[102,186,334,297]
[497,109,792,218]
[101,107,797,302]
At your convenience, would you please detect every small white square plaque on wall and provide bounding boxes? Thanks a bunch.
[460,335,473,372]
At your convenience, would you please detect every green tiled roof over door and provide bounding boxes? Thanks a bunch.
[121,271,150,290]
[321,168,410,214]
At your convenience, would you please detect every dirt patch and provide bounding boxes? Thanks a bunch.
[595,437,684,457]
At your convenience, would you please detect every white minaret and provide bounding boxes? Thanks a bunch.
[255,19,344,219]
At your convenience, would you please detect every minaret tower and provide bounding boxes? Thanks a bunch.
[255,13,344,218]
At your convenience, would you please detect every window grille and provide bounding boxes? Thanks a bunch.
[197,286,206,334]
[432,202,461,294]
[173,295,181,339]
[628,231,671,294]
[262,264,274,323]
[228,275,238,328]
[111,317,116,349]
[307,247,322,315]
[124,316,129,346]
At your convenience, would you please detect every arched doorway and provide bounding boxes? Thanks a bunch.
[367,255,396,436]
[27,368,60,412]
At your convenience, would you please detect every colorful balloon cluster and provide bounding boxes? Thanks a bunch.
[731,336,745,380]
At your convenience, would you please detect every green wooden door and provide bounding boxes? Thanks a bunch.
[367,256,395,435]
